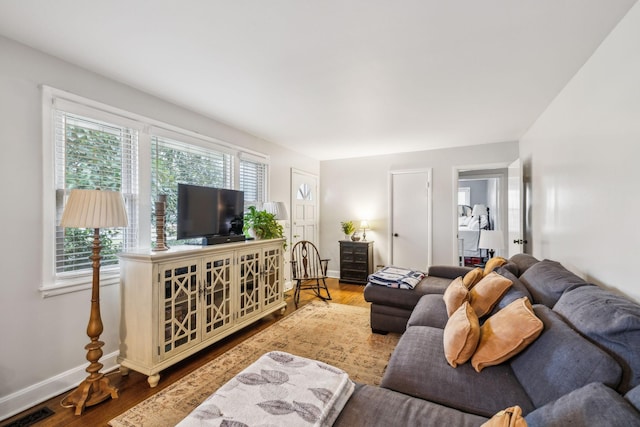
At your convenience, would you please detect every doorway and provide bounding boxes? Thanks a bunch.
[389,169,432,271]
[455,167,507,266]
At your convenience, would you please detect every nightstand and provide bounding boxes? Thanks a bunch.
[339,240,374,285]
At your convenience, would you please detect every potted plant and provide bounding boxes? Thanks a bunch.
[243,206,284,240]
[341,220,356,240]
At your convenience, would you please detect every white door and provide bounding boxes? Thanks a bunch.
[507,159,524,257]
[291,169,319,247]
[390,170,432,271]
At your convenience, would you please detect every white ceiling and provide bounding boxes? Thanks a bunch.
[0,1,636,160]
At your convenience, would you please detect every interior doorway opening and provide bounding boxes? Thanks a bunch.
[455,168,507,266]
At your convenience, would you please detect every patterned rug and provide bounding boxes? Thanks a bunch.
[109,302,400,427]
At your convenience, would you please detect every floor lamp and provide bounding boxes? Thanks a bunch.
[60,189,128,415]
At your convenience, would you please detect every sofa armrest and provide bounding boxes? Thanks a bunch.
[427,265,473,280]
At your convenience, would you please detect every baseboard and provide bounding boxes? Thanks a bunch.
[284,280,293,292]
[0,351,119,421]
[327,270,340,279]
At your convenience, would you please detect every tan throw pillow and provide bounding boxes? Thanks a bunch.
[443,277,469,317]
[481,406,527,427]
[443,301,480,368]
[469,272,513,318]
[471,297,543,372]
[463,267,484,289]
[484,256,508,275]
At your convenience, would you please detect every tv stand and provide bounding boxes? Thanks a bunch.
[205,235,246,245]
[118,239,285,387]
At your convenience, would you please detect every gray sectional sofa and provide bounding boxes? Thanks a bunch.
[333,254,640,426]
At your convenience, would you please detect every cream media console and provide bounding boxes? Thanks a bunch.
[117,239,286,387]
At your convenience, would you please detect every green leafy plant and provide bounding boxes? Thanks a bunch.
[341,220,355,235]
[243,206,284,240]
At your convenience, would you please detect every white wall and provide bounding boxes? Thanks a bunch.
[319,142,519,274]
[0,35,318,418]
[520,3,640,302]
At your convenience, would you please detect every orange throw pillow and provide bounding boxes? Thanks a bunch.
[484,256,508,275]
[443,277,469,317]
[463,267,484,289]
[469,272,513,318]
[443,302,480,368]
[481,406,527,427]
[471,297,543,372]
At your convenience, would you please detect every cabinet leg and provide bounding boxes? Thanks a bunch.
[280,307,286,315]
[148,374,160,388]
[120,366,130,376]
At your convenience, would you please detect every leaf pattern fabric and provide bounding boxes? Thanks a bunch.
[176,351,355,427]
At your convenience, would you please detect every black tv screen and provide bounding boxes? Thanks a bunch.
[176,184,244,240]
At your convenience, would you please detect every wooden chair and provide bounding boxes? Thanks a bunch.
[290,240,332,306]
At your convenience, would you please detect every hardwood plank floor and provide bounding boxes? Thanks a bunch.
[1,279,368,427]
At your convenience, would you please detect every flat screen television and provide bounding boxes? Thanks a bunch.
[176,183,245,245]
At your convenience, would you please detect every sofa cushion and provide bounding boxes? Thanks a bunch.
[364,275,453,310]
[510,305,622,409]
[524,382,640,427]
[428,265,474,280]
[381,326,535,417]
[463,267,484,288]
[519,259,589,307]
[333,383,489,427]
[489,268,534,316]
[407,294,448,329]
[444,302,480,368]
[553,285,640,393]
[626,384,640,413]
[484,256,508,275]
[508,253,539,276]
[471,297,543,372]
[469,272,512,318]
[443,277,469,316]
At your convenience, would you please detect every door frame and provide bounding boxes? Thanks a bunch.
[388,168,433,270]
[452,161,511,264]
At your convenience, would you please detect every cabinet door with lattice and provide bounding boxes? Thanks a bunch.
[158,260,201,360]
[262,243,283,310]
[236,247,262,323]
[201,252,234,340]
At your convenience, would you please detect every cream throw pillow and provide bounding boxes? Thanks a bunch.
[443,301,480,368]
[463,267,484,289]
[443,277,469,317]
[471,297,543,372]
[469,272,513,317]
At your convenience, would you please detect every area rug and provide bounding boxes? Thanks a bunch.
[109,302,400,427]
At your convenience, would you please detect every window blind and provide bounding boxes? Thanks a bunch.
[240,158,267,208]
[54,110,139,274]
[151,135,233,243]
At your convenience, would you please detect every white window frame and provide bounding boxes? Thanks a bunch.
[41,86,269,297]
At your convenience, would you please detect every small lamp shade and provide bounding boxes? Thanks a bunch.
[360,220,369,230]
[60,189,128,228]
[479,230,505,250]
[263,201,288,221]
[471,204,487,217]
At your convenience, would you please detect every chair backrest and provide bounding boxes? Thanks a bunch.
[291,240,325,280]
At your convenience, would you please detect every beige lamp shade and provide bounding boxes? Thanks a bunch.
[360,220,370,229]
[479,230,505,250]
[263,201,288,221]
[60,189,128,228]
[471,204,487,217]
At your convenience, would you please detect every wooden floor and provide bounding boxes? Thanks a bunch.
[1,279,367,427]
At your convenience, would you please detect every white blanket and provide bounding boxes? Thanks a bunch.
[176,351,355,427]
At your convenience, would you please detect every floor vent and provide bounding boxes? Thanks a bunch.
[5,407,54,427]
